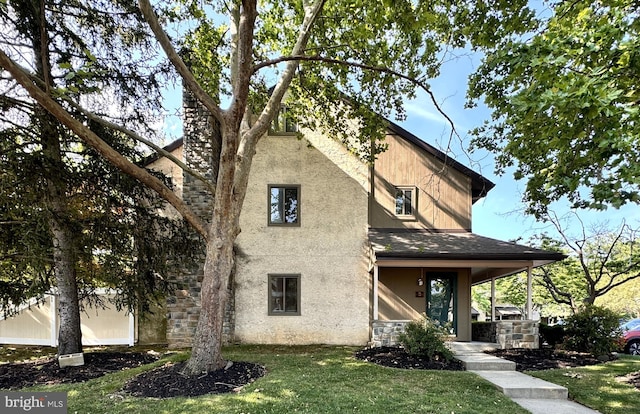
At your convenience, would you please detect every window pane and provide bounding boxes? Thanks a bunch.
[270,187,283,223]
[284,188,298,223]
[284,278,298,312]
[404,190,412,215]
[270,277,284,312]
[395,190,404,215]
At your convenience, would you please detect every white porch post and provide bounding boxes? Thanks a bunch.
[373,264,379,320]
[526,265,533,320]
[490,277,496,322]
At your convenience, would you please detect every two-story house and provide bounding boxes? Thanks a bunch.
[152,94,564,349]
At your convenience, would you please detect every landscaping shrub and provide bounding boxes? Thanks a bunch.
[562,305,623,356]
[539,323,565,347]
[398,317,454,361]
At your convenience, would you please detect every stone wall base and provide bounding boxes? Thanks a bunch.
[472,320,539,349]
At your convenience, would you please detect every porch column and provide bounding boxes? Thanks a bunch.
[490,277,496,322]
[373,264,379,320]
[526,265,533,320]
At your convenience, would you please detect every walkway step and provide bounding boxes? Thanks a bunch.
[512,398,600,414]
[455,354,516,371]
[472,370,568,399]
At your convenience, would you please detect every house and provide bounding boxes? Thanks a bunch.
[149,93,564,349]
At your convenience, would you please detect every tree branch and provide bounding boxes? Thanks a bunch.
[138,0,224,125]
[252,53,457,133]
[63,99,216,196]
[0,48,209,240]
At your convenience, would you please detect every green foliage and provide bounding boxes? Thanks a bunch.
[468,0,640,216]
[562,305,623,356]
[539,323,565,348]
[398,317,454,361]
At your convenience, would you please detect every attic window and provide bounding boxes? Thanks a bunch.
[270,106,297,134]
[395,187,415,217]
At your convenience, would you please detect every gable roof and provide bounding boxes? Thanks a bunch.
[385,121,494,203]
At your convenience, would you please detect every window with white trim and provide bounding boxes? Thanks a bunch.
[268,274,300,315]
[395,187,416,217]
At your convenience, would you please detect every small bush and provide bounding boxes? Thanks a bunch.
[562,305,622,356]
[398,317,453,361]
[539,323,565,347]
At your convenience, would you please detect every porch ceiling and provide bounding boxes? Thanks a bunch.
[369,229,566,284]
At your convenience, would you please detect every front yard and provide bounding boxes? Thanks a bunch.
[1,345,638,414]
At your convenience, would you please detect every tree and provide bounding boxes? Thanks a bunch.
[0,0,535,374]
[533,213,640,311]
[0,0,196,356]
[467,0,640,217]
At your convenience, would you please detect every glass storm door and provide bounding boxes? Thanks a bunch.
[426,272,457,334]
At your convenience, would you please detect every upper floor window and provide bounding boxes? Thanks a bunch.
[395,187,415,217]
[269,185,300,226]
[270,106,297,134]
[268,274,301,315]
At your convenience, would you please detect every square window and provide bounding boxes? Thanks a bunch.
[395,187,415,217]
[269,185,300,226]
[270,106,298,134]
[268,274,300,315]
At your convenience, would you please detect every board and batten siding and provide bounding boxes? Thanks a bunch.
[370,133,472,230]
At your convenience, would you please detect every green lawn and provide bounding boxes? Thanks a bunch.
[10,345,528,414]
[5,346,640,414]
[529,354,640,414]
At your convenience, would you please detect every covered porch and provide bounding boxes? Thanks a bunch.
[368,229,565,348]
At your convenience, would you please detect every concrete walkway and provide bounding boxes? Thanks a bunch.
[449,342,600,414]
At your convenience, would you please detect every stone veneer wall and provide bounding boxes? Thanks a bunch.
[166,88,235,348]
[472,320,539,349]
[370,320,411,347]
[374,320,539,349]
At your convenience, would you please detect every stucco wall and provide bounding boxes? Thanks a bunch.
[234,133,370,345]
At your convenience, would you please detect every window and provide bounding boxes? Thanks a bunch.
[268,185,300,226]
[395,187,416,217]
[268,274,300,315]
[270,106,297,134]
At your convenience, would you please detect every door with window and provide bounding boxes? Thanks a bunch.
[426,272,456,334]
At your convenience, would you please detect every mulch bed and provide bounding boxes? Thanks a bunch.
[122,361,266,398]
[354,346,463,370]
[0,351,158,390]
[486,348,608,371]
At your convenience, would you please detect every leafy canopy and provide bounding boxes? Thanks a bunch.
[468,0,640,217]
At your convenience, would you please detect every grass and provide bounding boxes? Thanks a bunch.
[529,354,640,414]
[5,345,528,414]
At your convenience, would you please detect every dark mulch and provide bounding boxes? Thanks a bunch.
[122,361,266,398]
[486,348,609,371]
[354,346,463,370]
[0,351,158,390]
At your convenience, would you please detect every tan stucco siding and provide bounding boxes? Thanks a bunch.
[371,134,472,230]
[234,134,370,345]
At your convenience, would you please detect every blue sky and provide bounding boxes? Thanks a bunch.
[160,49,639,245]
[394,49,640,244]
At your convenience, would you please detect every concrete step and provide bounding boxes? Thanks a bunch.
[512,398,601,414]
[454,354,516,371]
[472,370,568,399]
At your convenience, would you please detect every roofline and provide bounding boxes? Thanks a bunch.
[141,138,184,166]
[374,252,567,261]
[385,121,495,202]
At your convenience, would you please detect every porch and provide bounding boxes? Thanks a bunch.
[368,229,565,348]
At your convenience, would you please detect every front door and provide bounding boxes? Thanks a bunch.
[426,272,457,334]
